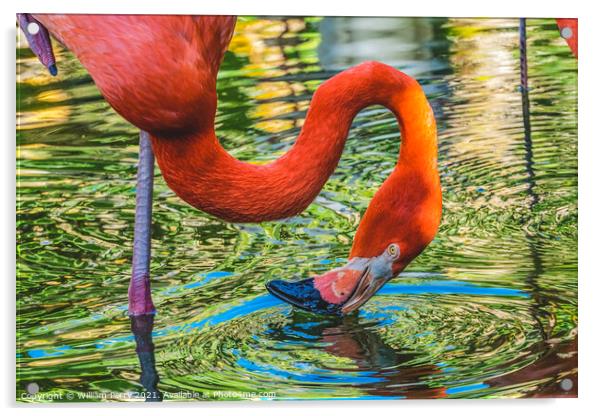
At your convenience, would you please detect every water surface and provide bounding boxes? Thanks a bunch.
[16,17,577,400]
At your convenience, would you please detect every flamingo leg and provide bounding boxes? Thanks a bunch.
[129,131,162,401]
[129,130,156,316]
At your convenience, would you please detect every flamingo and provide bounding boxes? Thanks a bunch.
[19,14,442,318]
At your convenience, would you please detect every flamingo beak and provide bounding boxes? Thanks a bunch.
[266,256,392,315]
[17,14,58,76]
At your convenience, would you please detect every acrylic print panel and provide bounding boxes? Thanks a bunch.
[16,15,577,401]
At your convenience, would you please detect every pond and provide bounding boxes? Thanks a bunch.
[16,16,577,400]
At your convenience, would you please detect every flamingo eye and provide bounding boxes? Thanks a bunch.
[386,243,399,258]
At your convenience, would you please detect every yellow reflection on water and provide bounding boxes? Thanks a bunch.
[37,89,69,103]
[445,18,522,166]
[17,106,71,131]
[229,18,312,134]
[26,353,103,368]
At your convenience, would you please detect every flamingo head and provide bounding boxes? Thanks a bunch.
[266,169,441,315]
[17,14,57,76]
[266,243,405,315]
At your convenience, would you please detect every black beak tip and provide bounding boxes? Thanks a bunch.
[266,278,342,315]
[48,64,57,76]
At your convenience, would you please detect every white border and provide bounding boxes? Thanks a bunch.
[3,1,600,415]
[1,0,584,17]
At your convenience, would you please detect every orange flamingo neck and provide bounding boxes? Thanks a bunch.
[151,62,439,231]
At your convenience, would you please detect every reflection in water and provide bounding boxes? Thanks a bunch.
[318,17,451,106]
[286,312,446,399]
[318,17,448,74]
[16,17,577,401]
[516,20,576,397]
[228,18,312,134]
[519,18,538,209]
[130,315,161,401]
[133,279,542,399]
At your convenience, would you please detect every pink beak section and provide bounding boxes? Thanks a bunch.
[313,268,365,305]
